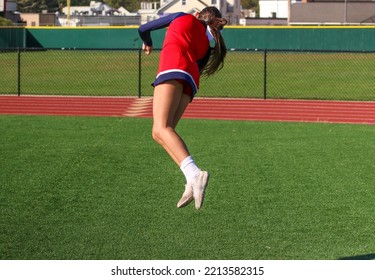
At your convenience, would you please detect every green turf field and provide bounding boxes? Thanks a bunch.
[1,115,374,260]
[1,50,375,100]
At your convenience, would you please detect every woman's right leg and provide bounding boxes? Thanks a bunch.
[152,80,190,165]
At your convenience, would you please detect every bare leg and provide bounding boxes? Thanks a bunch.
[152,80,209,209]
[152,80,191,166]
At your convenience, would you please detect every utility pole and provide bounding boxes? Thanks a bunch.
[1,0,7,15]
[344,0,348,24]
[67,0,71,26]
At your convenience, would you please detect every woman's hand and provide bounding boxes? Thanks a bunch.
[142,43,153,55]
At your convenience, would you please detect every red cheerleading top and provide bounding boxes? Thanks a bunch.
[138,13,211,98]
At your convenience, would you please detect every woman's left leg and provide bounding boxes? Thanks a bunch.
[152,80,209,209]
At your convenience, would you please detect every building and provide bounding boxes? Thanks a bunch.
[289,0,375,25]
[1,0,30,25]
[257,0,375,25]
[57,0,242,26]
[1,0,16,16]
[259,0,289,18]
[59,1,139,26]
[17,12,57,26]
[1,0,17,13]
[139,0,242,25]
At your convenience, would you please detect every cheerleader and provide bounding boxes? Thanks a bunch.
[138,6,227,209]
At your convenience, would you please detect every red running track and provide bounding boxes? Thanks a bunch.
[0,95,375,124]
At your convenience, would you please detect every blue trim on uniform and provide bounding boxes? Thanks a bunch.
[138,12,187,47]
[152,69,198,96]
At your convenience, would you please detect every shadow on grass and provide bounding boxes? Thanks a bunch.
[338,253,375,260]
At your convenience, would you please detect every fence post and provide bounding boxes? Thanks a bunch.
[138,48,142,98]
[17,47,21,96]
[263,49,267,100]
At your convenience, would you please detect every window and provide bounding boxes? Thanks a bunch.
[182,0,186,5]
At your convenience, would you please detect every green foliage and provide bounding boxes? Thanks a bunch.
[241,0,258,10]
[17,0,49,12]
[241,0,259,17]
[104,0,141,11]
[0,16,14,26]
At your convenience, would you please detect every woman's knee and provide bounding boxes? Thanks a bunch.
[152,126,164,145]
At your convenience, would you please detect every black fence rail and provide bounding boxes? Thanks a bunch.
[1,48,375,101]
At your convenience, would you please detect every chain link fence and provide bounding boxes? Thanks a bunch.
[1,48,374,101]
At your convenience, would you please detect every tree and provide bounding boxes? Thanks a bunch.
[16,0,92,13]
[103,0,141,12]
[241,0,258,10]
[17,0,43,12]
[241,0,259,17]
[17,0,62,12]
[0,16,14,26]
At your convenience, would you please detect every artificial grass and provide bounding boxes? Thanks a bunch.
[0,115,374,260]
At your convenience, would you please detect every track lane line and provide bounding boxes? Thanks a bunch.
[1,96,374,124]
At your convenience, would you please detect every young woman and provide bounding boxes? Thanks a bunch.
[138,6,227,209]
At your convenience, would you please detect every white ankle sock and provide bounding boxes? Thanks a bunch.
[180,156,201,183]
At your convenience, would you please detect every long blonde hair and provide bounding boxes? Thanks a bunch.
[198,6,228,77]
